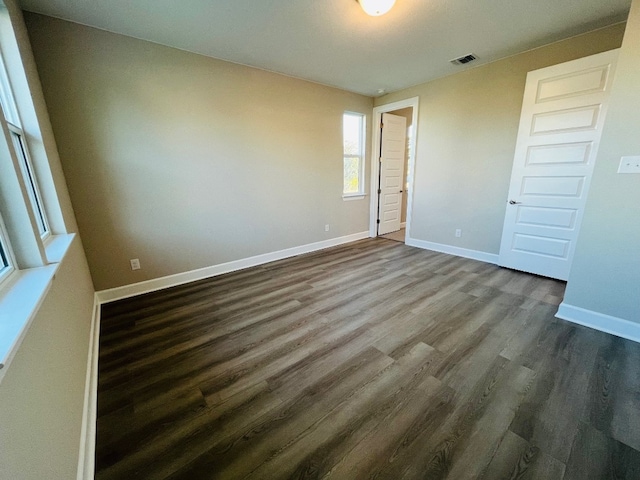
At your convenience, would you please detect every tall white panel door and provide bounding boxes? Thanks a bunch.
[378,113,407,235]
[498,49,619,280]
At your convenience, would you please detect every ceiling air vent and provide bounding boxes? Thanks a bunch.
[450,54,477,66]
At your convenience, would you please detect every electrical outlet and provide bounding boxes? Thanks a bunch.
[618,156,640,174]
[325,224,330,232]
[130,258,141,270]
[455,229,462,238]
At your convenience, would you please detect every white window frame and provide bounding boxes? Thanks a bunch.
[342,111,366,199]
[0,213,15,288]
[0,51,50,241]
[0,0,74,384]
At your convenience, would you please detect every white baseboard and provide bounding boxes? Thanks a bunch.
[405,237,499,265]
[76,295,101,480]
[556,302,640,344]
[96,231,369,304]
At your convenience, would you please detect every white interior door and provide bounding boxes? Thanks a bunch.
[378,113,407,235]
[498,49,619,280]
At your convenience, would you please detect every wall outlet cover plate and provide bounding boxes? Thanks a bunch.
[618,156,640,174]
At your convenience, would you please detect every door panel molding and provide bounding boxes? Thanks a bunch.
[499,49,619,280]
[378,113,407,236]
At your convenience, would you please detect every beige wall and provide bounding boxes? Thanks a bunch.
[0,237,95,479]
[25,14,373,291]
[0,3,96,478]
[563,0,640,322]
[375,24,626,254]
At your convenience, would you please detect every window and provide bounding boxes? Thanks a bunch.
[0,214,14,295]
[0,2,73,381]
[0,215,13,286]
[343,112,365,196]
[0,52,49,239]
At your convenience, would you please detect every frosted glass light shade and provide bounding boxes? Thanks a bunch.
[357,0,396,16]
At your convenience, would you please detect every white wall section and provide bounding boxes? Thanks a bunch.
[563,0,640,323]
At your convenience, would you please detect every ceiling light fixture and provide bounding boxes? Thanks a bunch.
[357,0,396,17]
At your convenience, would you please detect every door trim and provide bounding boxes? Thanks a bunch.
[369,97,419,239]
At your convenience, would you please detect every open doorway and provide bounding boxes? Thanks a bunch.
[369,97,419,243]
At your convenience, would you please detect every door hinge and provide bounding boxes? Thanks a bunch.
[380,122,384,129]
[377,189,381,194]
[377,219,380,224]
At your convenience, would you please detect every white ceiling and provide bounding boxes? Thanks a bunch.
[18,0,632,97]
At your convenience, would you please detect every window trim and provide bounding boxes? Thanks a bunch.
[0,213,15,288]
[7,123,50,240]
[342,111,366,198]
[0,0,75,384]
[0,50,50,241]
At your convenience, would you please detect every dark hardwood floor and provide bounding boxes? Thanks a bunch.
[96,238,640,479]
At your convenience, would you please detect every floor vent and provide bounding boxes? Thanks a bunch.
[450,54,477,65]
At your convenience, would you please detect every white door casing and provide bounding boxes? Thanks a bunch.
[369,97,419,239]
[378,113,407,235]
[498,49,619,280]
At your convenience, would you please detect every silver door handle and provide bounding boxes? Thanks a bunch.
[509,200,522,205]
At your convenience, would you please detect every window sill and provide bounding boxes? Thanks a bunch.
[0,233,75,383]
[342,194,367,201]
[45,233,75,263]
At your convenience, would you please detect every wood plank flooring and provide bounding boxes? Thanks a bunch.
[379,228,405,243]
[96,238,640,479]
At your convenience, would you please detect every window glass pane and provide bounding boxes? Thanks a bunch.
[11,131,47,236]
[0,91,12,123]
[0,58,18,125]
[0,219,10,279]
[0,228,12,285]
[343,157,360,194]
[0,51,49,238]
[343,112,365,196]
[0,242,8,269]
[343,114,362,155]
